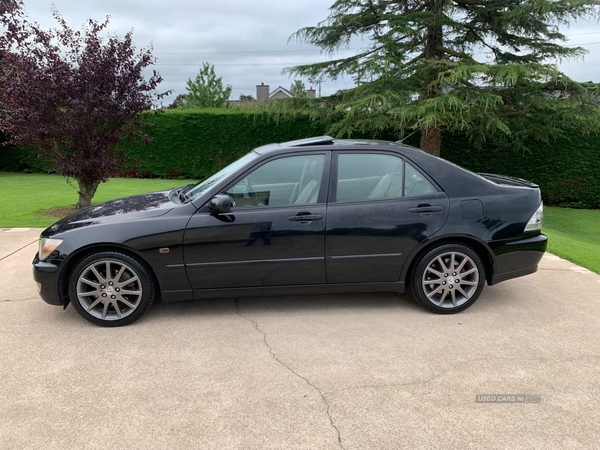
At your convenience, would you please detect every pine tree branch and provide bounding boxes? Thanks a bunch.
[436,46,481,64]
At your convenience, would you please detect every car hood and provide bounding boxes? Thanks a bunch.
[44,190,178,235]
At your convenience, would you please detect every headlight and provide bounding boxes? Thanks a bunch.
[524,202,543,233]
[38,238,64,261]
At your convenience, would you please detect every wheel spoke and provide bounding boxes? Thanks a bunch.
[436,256,448,273]
[113,301,122,318]
[90,266,106,283]
[425,267,444,278]
[120,289,141,296]
[119,298,136,309]
[80,278,100,288]
[102,301,110,319]
[79,289,101,298]
[437,289,448,306]
[460,268,477,277]
[456,258,467,272]
[449,253,456,271]
[460,280,478,286]
[450,289,457,306]
[427,284,444,299]
[85,297,104,311]
[113,265,126,283]
[456,285,470,299]
[117,276,139,288]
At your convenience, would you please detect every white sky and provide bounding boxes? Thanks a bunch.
[12,0,600,106]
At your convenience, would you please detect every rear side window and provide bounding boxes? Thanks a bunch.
[405,162,437,197]
[335,153,437,202]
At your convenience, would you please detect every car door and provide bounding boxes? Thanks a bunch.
[183,153,330,291]
[325,151,449,284]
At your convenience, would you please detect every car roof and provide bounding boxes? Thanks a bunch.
[253,135,420,156]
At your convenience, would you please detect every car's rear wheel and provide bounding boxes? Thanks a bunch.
[410,244,485,314]
[69,251,155,327]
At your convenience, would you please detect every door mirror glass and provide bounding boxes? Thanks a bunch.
[209,194,233,214]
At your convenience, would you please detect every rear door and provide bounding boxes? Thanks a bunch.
[325,151,449,284]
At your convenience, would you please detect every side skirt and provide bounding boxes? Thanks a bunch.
[161,282,405,303]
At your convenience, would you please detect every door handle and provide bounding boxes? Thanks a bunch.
[288,213,323,222]
[409,205,443,213]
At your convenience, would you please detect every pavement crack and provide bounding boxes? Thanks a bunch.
[0,239,38,262]
[0,297,38,303]
[234,299,345,450]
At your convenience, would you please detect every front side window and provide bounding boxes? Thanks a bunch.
[186,152,258,202]
[335,153,437,202]
[225,154,325,207]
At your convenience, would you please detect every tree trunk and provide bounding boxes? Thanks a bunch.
[420,127,442,157]
[420,0,444,156]
[75,179,100,209]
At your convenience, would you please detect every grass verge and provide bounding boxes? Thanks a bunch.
[543,207,600,274]
[0,172,194,228]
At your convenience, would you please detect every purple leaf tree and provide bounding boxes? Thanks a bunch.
[1,1,167,208]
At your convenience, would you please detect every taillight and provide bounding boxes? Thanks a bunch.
[524,202,543,233]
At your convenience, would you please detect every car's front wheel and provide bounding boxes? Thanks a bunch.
[69,251,155,327]
[410,244,485,314]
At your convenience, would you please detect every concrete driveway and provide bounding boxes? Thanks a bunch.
[1,227,599,449]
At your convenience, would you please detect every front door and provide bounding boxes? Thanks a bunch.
[183,153,329,290]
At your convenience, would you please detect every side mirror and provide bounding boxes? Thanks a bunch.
[209,194,232,214]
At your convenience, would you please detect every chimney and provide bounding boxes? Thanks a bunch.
[306,86,316,99]
[256,83,270,102]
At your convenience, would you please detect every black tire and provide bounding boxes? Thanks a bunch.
[69,251,156,327]
[410,243,485,314]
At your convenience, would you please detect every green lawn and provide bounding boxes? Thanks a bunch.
[1,173,599,274]
[0,172,195,228]
[542,207,600,274]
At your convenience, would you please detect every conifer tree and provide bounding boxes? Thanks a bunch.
[288,0,600,155]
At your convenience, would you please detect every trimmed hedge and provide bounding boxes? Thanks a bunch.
[118,109,327,180]
[442,132,600,209]
[1,110,599,208]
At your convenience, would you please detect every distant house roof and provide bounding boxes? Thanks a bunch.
[269,86,294,99]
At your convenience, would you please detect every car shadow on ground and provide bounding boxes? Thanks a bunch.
[52,285,508,327]
[142,292,425,320]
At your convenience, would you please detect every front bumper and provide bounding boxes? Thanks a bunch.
[32,254,63,306]
[489,234,548,285]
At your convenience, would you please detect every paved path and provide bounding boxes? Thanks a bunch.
[1,228,599,449]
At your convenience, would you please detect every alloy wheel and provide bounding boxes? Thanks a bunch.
[76,259,143,321]
[421,251,480,309]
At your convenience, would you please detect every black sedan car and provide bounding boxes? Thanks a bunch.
[34,136,547,326]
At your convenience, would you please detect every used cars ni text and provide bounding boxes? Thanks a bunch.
[33,136,547,326]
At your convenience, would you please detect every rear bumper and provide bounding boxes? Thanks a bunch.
[32,254,63,306]
[489,234,548,285]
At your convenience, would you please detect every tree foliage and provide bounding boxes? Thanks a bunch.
[287,0,600,155]
[185,62,232,108]
[290,80,307,97]
[167,94,188,109]
[0,1,166,208]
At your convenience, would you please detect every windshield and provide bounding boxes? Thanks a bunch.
[185,151,258,202]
